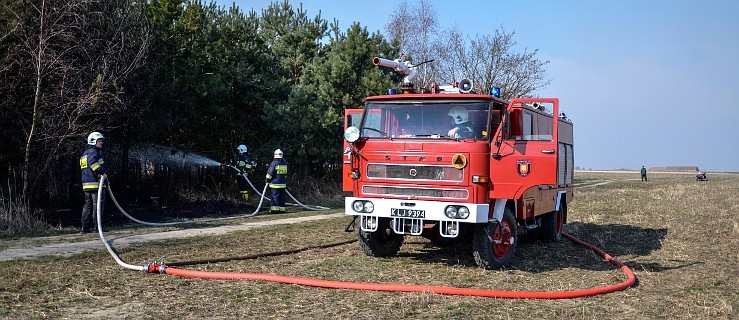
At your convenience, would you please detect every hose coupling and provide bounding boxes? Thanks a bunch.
[145,263,167,274]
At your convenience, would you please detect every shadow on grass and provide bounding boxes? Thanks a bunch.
[397,222,694,274]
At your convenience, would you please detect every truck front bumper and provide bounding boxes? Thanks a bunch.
[345,197,490,224]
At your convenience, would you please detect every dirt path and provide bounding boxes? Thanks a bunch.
[0,179,618,262]
[0,213,345,262]
[574,180,612,188]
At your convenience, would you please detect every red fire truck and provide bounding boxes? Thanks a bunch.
[342,57,574,269]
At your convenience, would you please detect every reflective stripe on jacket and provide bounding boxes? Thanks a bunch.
[235,153,254,173]
[80,146,106,191]
[266,158,288,188]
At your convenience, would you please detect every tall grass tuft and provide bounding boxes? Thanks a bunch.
[288,175,345,208]
[0,186,48,235]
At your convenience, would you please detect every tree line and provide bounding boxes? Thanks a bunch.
[0,0,548,223]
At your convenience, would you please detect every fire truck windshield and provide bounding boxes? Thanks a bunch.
[361,101,492,140]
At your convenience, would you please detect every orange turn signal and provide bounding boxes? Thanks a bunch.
[472,175,489,183]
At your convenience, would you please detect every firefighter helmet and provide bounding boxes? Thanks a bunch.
[448,107,469,124]
[87,132,104,145]
[273,149,283,158]
[237,144,247,154]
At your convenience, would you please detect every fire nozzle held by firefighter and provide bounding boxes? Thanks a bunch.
[221,163,242,174]
[373,57,418,85]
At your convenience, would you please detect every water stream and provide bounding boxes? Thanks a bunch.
[127,143,222,168]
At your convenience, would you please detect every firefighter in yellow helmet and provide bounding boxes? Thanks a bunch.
[234,144,255,204]
[265,149,288,213]
[79,132,107,233]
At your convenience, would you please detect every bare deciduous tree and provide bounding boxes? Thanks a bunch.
[385,0,438,89]
[434,27,550,99]
[386,0,549,98]
[3,0,149,196]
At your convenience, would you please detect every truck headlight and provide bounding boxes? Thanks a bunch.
[364,201,374,213]
[458,206,470,219]
[352,200,364,213]
[444,206,457,218]
[352,200,373,213]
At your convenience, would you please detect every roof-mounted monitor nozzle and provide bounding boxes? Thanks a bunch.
[373,57,418,86]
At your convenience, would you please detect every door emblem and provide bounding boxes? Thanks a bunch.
[517,160,531,176]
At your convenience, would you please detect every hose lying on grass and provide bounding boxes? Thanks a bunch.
[107,166,329,227]
[95,176,635,299]
[227,164,330,211]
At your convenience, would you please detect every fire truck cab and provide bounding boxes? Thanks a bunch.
[343,59,574,269]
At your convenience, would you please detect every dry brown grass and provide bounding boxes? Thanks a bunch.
[0,171,737,319]
[0,190,48,236]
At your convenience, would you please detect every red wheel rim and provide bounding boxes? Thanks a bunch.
[492,222,512,258]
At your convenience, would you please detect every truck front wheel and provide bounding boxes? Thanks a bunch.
[358,218,404,257]
[473,208,517,269]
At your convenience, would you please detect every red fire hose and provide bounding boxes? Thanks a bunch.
[147,232,635,299]
[97,177,634,299]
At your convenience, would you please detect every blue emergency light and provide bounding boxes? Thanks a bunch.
[490,87,501,98]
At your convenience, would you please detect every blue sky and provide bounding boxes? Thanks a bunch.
[217,0,739,172]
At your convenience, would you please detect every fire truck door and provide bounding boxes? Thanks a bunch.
[343,109,363,192]
[490,98,560,199]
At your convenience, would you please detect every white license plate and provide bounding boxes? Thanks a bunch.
[390,208,425,218]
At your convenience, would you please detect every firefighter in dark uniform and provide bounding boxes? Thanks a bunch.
[79,132,107,233]
[265,149,288,213]
[234,144,255,204]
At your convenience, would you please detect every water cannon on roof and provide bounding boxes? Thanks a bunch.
[373,56,429,87]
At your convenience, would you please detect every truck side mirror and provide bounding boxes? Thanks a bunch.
[503,109,510,139]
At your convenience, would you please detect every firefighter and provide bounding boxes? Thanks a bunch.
[79,132,107,233]
[234,144,255,204]
[265,149,288,213]
[641,166,648,181]
[447,106,474,138]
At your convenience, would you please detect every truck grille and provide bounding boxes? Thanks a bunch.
[366,164,463,182]
[362,185,469,199]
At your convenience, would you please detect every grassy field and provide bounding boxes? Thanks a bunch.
[0,171,737,319]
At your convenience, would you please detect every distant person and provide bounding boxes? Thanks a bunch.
[447,106,474,138]
[696,172,708,181]
[265,149,288,213]
[234,144,255,204]
[641,166,648,181]
[79,132,107,233]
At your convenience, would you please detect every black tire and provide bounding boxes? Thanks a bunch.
[473,207,517,269]
[540,201,565,242]
[358,218,404,257]
[422,224,459,248]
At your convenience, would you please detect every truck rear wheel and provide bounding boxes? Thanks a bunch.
[473,208,517,269]
[540,201,564,242]
[358,218,404,257]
